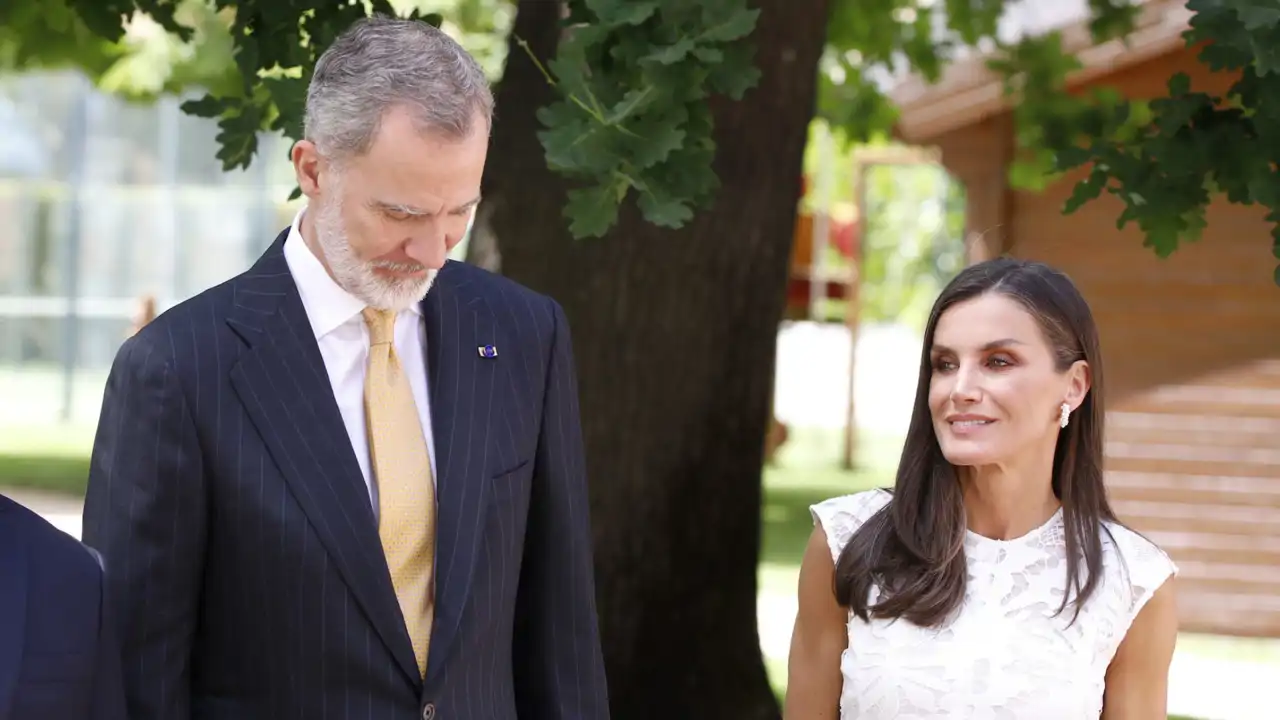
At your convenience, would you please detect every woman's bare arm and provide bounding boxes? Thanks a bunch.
[1102,578,1178,720]
[783,526,849,719]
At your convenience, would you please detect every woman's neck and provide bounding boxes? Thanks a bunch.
[958,450,1060,540]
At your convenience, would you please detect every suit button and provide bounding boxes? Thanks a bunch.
[421,703,436,720]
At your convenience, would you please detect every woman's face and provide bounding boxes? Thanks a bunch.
[927,293,1088,468]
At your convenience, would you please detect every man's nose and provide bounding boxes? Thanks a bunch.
[406,229,448,270]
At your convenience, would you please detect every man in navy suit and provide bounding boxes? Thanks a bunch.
[81,15,609,720]
[0,494,125,719]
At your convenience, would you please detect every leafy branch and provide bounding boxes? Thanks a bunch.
[9,0,1280,280]
[48,0,443,178]
[523,0,762,238]
[818,0,1280,284]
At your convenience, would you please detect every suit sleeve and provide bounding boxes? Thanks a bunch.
[81,332,206,720]
[512,298,611,719]
[89,550,128,720]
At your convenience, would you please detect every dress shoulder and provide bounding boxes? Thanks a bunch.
[809,488,893,563]
[1102,521,1178,628]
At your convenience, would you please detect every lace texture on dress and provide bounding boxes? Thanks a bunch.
[810,490,1176,719]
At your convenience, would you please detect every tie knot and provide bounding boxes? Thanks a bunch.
[362,308,397,346]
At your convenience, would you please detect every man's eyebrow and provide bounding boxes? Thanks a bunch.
[373,195,482,215]
[372,200,429,215]
[451,194,483,213]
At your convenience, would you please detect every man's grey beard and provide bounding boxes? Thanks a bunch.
[312,190,436,312]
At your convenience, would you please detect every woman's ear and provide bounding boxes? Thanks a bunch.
[1064,359,1091,410]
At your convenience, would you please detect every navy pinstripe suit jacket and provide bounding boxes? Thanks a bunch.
[82,231,610,719]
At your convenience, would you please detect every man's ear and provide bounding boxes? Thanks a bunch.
[291,140,323,200]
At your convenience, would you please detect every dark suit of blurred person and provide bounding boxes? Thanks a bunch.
[0,493,126,720]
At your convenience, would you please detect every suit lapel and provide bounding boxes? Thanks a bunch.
[422,263,501,683]
[227,233,420,685]
[0,505,29,720]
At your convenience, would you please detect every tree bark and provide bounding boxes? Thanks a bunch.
[483,1,831,717]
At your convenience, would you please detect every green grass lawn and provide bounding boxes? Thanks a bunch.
[759,427,896,706]
[0,423,96,497]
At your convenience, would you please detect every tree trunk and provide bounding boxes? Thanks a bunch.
[483,1,830,717]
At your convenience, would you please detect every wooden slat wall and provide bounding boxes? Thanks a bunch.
[930,44,1280,638]
[1106,364,1280,637]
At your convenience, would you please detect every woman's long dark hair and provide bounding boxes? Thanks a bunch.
[835,257,1118,627]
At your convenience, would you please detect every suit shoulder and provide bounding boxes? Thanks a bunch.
[120,265,258,368]
[0,494,102,583]
[129,274,240,343]
[445,261,561,335]
[446,260,555,306]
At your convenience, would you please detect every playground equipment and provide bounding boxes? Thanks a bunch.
[771,145,942,468]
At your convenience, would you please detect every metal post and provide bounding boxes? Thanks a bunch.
[160,97,182,302]
[59,78,92,422]
[251,132,273,262]
[843,162,867,470]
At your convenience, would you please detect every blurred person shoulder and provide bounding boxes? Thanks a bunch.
[0,492,103,594]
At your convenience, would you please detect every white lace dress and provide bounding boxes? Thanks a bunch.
[810,489,1177,719]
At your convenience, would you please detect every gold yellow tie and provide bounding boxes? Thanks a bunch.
[362,307,435,677]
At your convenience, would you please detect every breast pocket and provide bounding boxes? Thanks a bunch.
[12,650,95,719]
[490,458,532,506]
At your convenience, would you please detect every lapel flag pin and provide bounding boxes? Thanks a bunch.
[478,345,498,358]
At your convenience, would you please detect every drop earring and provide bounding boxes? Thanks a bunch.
[1059,402,1070,429]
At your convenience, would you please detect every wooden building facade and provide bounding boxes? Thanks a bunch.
[890,0,1280,637]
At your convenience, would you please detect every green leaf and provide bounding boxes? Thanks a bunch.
[585,0,658,26]
[263,76,306,136]
[706,42,760,100]
[624,115,687,170]
[181,94,234,118]
[536,98,617,175]
[693,47,723,63]
[637,185,694,228]
[565,183,622,239]
[700,7,759,43]
[1234,2,1280,31]
[65,0,127,42]
[605,87,659,125]
[642,37,696,66]
[1249,34,1280,75]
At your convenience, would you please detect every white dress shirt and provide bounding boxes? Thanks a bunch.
[282,209,437,516]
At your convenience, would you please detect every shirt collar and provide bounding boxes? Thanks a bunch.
[282,207,421,341]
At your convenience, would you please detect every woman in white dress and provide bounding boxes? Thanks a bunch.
[785,258,1177,719]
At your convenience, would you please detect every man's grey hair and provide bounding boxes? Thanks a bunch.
[304,15,493,163]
